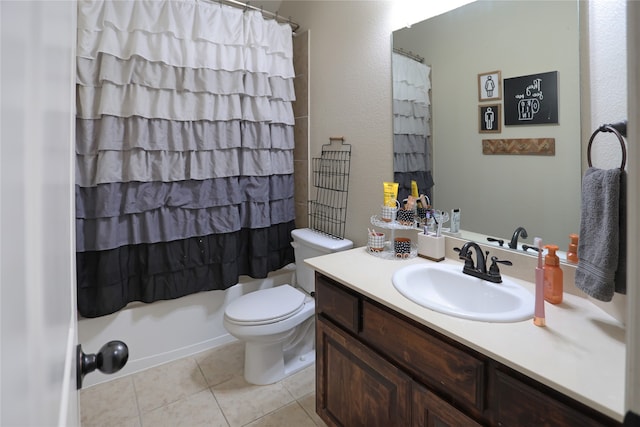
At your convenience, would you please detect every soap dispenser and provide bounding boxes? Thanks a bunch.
[543,245,563,304]
[567,234,579,263]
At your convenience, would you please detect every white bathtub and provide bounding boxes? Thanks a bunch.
[78,264,296,388]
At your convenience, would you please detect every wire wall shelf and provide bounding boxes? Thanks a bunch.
[308,137,352,239]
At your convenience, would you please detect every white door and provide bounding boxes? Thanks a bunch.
[1,1,79,426]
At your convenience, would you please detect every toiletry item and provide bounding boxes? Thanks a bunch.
[543,244,563,304]
[533,237,546,327]
[419,194,431,210]
[411,180,419,198]
[394,237,411,258]
[367,231,385,252]
[450,209,460,233]
[417,232,445,262]
[396,208,415,225]
[381,199,399,222]
[383,182,399,207]
[567,234,579,263]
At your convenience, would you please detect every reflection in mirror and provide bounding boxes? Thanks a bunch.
[392,50,433,203]
[392,0,581,255]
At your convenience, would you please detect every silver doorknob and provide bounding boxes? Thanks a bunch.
[76,341,128,389]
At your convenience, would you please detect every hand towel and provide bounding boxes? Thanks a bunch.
[614,171,627,294]
[575,167,622,302]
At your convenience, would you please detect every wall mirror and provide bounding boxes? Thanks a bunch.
[392,0,582,255]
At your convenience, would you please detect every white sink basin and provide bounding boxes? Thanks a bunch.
[392,263,534,322]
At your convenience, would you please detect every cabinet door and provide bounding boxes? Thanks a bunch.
[493,369,619,427]
[316,316,411,427]
[413,383,483,427]
[361,301,486,412]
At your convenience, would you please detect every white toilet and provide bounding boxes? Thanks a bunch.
[223,228,353,385]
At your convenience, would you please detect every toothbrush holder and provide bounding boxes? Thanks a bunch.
[417,232,445,262]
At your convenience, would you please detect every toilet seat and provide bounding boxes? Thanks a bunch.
[225,285,306,326]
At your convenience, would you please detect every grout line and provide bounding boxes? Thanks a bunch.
[130,375,144,426]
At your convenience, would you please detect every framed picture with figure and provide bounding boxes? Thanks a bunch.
[478,71,502,101]
[479,104,501,133]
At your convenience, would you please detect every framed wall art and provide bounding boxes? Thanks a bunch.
[479,104,501,133]
[478,71,501,101]
[504,71,558,125]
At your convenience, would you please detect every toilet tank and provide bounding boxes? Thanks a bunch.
[291,228,353,294]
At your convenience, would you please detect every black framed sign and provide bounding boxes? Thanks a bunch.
[504,71,558,125]
[479,104,501,133]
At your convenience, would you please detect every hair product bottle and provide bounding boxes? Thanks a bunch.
[543,245,563,304]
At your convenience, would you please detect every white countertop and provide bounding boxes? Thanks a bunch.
[306,246,626,422]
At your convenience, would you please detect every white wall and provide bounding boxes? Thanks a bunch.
[588,1,628,170]
[278,1,397,248]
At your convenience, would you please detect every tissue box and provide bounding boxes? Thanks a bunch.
[418,233,445,262]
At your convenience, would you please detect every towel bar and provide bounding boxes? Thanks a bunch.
[587,121,627,170]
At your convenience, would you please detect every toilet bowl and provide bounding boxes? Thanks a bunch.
[223,228,353,385]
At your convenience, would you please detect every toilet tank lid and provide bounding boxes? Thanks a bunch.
[291,228,353,252]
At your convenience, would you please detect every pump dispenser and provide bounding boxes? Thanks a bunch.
[543,245,563,304]
[567,234,579,263]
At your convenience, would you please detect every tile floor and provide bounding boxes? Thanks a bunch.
[80,341,327,427]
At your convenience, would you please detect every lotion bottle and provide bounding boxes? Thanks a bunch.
[543,245,563,304]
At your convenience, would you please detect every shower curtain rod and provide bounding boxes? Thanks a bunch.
[393,47,424,63]
[204,0,300,32]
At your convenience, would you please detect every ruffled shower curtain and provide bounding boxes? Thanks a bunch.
[75,0,296,318]
[392,52,433,202]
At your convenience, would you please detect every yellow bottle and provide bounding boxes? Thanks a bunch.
[543,245,563,304]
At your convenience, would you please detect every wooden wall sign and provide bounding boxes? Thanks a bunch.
[482,138,555,155]
[504,71,558,125]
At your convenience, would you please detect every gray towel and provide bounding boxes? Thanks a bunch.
[615,171,627,294]
[575,167,624,301]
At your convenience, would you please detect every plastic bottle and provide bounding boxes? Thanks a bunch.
[543,245,563,304]
[567,234,579,263]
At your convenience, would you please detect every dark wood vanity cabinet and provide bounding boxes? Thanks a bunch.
[315,272,620,427]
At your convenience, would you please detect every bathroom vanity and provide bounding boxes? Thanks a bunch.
[307,246,625,426]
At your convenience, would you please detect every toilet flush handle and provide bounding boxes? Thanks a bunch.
[291,242,299,248]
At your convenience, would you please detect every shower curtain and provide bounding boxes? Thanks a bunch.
[75,0,296,318]
[392,52,433,203]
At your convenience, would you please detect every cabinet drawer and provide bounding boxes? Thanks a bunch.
[361,300,485,412]
[315,273,360,333]
[493,369,619,427]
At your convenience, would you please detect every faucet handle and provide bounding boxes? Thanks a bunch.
[488,256,513,279]
[487,237,504,247]
[453,247,475,269]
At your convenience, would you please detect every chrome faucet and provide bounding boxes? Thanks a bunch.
[455,241,512,283]
[508,226,528,249]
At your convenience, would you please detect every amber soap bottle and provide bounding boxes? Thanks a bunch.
[543,245,563,304]
[567,234,579,263]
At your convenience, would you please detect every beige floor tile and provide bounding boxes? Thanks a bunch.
[244,401,317,427]
[133,357,208,413]
[80,376,139,427]
[298,392,327,427]
[282,365,315,399]
[194,340,244,386]
[212,374,296,427]
[140,389,229,427]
